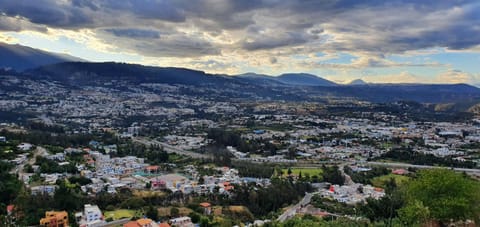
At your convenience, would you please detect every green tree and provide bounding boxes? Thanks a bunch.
[398,200,430,226]
[146,206,158,221]
[402,169,480,224]
[170,207,180,217]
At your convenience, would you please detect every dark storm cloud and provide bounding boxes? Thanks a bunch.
[241,32,314,51]
[97,30,220,58]
[0,15,47,32]
[104,28,160,39]
[0,0,94,28]
[0,0,479,57]
[100,0,186,22]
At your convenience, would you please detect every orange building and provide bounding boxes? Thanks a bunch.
[40,211,69,227]
[124,218,160,227]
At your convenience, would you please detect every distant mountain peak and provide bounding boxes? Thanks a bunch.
[348,79,368,85]
[276,73,337,86]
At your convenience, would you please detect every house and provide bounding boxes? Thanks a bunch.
[31,185,58,196]
[169,217,194,227]
[40,211,69,227]
[124,218,159,227]
[199,202,211,215]
[6,205,14,215]
[46,153,66,162]
[17,143,33,151]
[392,169,408,175]
[77,204,105,227]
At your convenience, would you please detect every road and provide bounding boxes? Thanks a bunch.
[12,146,48,181]
[98,218,131,227]
[366,161,480,175]
[277,192,315,222]
[132,137,212,160]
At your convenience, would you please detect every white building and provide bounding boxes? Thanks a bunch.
[77,204,105,227]
[170,217,194,227]
[17,143,33,151]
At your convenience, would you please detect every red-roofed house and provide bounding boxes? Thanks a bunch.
[7,205,14,215]
[199,202,211,215]
[392,169,408,175]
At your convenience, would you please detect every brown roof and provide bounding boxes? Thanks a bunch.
[136,218,153,226]
[123,221,139,227]
[199,202,211,207]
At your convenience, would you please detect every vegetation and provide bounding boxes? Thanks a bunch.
[379,149,477,168]
[35,156,78,174]
[371,174,410,188]
[343,166,390,185]
[232,178,312,217]
[400,169,480,225]
[0,161,22,214]
[321,165,344,185]
[104,209,136,220]
[282,168,323,177]
[233,161,274,178]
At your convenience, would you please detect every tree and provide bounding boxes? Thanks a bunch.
[398,200,430,226]
[401,169,480,224]
[146,206,158,221]
[322,165,344,185]
[170,207,180,217]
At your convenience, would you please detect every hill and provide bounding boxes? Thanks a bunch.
[276,73,337,86]
[14,62,480,104]
[348,79,368,85]
[0,42,84,71]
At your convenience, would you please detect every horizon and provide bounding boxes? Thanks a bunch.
[0,1,479,84]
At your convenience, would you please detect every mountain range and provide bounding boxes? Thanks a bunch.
[0,42,84,71]
[2,42,480,105]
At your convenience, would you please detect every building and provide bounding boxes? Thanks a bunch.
[124,218,159,227]
[6,205,14,215]
[40,211,69,227]
[17,143,33,151]
[169,217,194,227]
[199,202,211,215]
[31,185,58,196]
[76,204,105,227]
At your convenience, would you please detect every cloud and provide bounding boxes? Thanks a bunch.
[435,69,479,84]
[0,15,47,32]
[269,56,277,64]
[96,29,220,58]
[100,0,186,22]
[362,69,480,84]
[240,31,313,51]
[0,0,94,28]
[0,0,479,77]
[0,33,17,43]
[104,28,160,39]
[299,56,445,69]
[363,71,421,84]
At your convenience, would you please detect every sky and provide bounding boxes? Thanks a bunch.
[0,0,479,84]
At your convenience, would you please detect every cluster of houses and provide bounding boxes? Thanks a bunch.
[319,183,385,205]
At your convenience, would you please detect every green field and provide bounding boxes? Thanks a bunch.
[282,168,323,176]
[104,209,137,220]
[371,174,410,188]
